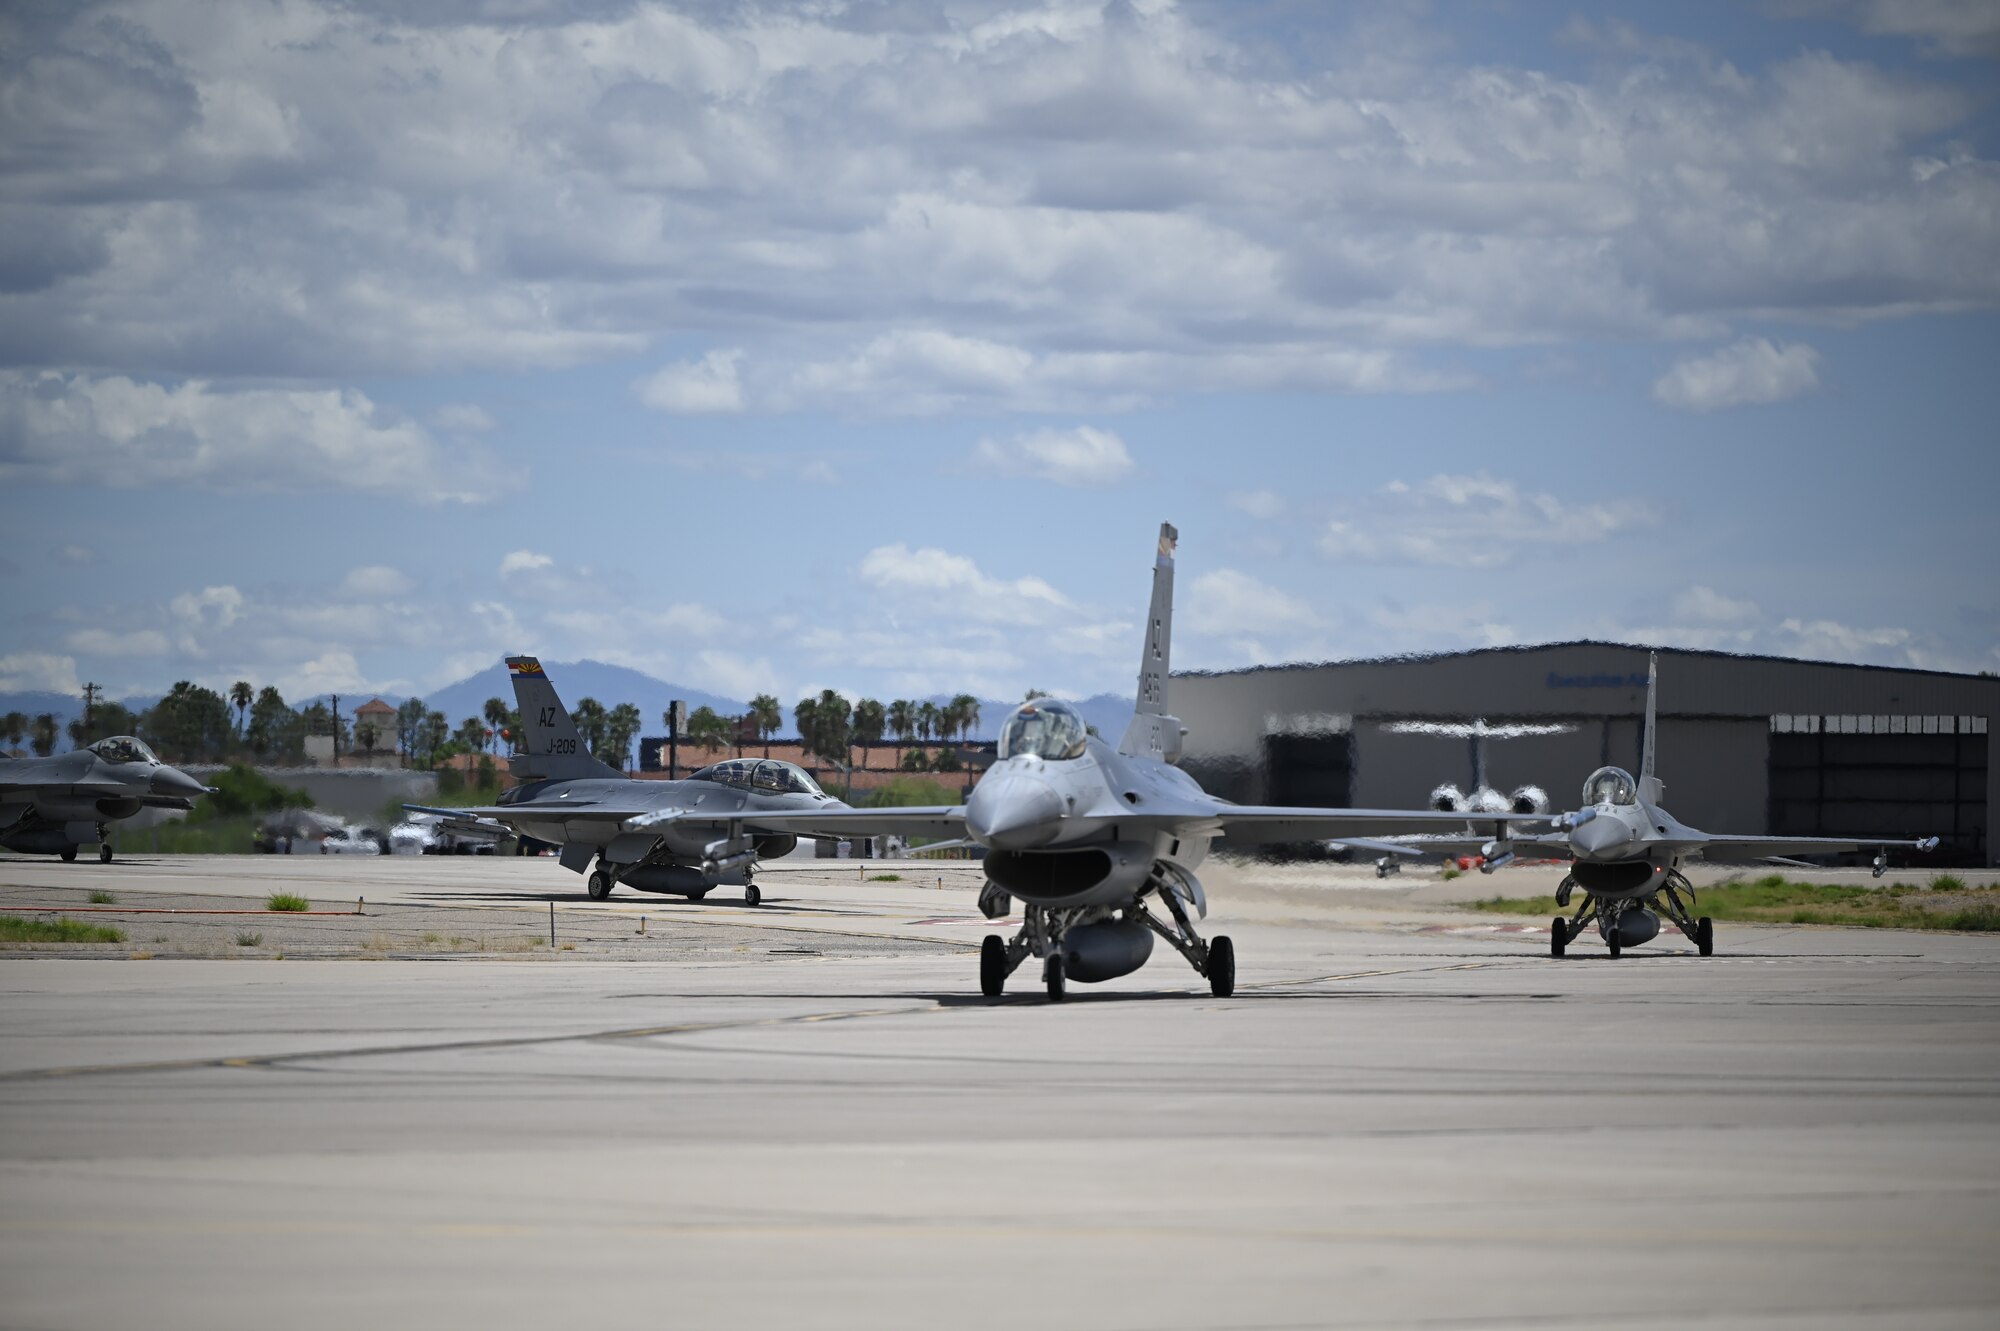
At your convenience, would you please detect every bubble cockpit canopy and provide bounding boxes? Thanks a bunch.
[1582,766,1637,807]
[997,698,1088,762]
[690,757,825,796]
[89,736,158,765]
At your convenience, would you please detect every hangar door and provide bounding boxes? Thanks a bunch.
[1264,732,1355,809]
[1768,715,1988,867]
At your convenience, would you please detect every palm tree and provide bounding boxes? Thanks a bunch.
[916,700,939,745]
[886,699,914,744]
[686,705,731,756]
[230,681,253,738]
[605,703,643,771]
[792,696,819,762]
[749,694,782,758]
[454,716,489,753]
[31,712,60,756]
[852,699,885,770]
[482,697,510,754]
[813,689,852,770]
[355,720,380,758]
[569,697,607,757]
[421,710,449,761]
[1,711,26,755]
[950,694,981,743]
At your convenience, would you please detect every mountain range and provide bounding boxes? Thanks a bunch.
[1,661,1136,749]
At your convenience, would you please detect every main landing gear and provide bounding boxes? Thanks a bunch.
[1549,869,1715,958]
[587,868,614,900]
[99,842,113,864]
[977,863,1237,1001]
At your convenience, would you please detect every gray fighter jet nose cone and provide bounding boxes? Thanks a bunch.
[965,772,1064,850]
[1571,814,1631,858]
[151,765,209,800]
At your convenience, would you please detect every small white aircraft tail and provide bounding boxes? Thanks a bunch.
[1118,522,1186,764]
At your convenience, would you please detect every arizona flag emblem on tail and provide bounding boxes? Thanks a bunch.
[508,658,546,677]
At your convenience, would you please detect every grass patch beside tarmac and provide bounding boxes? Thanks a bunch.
[1467,873,2000,932]
[0,916,127,944]
[265,892,311,912]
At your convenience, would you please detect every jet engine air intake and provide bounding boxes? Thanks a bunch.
[1571,860,1656,894]
[1430,784,1465,813]
[983,842,1156,904]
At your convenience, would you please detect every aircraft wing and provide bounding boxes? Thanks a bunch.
[402,801,661,834]
[1335,831,1577,860]
[0,778,127,798]
[1199,806,1553,846]
[1692,833,1940,862]
[736,807,967,839]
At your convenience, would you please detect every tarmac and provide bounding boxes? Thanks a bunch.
[2,851,1998,1330]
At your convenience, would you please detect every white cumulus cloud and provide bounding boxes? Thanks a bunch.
[1320,473,1654,568]
[1652,339,1823,412]
[1185,569,1320,638]
[635,349,746,414]
[65,629,170,657]
[0,373,506,502]
[499,550,553,576]
[0,652,81,694]
[968,425,1134,487]
[339,566,414,598]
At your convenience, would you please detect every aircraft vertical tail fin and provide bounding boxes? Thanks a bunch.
[505,656,622,781]
[1639,651,1663,803]
[1118,522,1185,763]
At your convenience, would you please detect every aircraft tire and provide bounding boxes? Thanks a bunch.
[1550,917,1567,958]
[1606,931,1621,959]
[980,935,1006,997]
[744,883,761,907]
[685,889,709,901]
[1696,916,1714,957]
[1045,953,1066,1002]
[1207,935,1236,997]
[587,869,613,900]
[60,846,76,863]
[100,843,113,864]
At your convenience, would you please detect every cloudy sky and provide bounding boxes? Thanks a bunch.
[2,0,1996,709]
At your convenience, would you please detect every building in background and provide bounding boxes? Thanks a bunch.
[1175,643,1996,867]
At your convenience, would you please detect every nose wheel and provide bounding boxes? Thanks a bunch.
[1206,935,1235,997]
[1550,917,1568,957]
[99,843,113,864]
[744,882,761,907]
[981,935,1007,996]
[1044,954,1067,1002]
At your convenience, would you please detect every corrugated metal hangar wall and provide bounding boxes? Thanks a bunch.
[1174,642,1997,867]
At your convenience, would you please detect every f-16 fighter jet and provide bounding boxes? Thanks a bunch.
[737,523,1551,1000]
[0,735,210,863]
[404,657,841,906]
[1379,654,1939,958]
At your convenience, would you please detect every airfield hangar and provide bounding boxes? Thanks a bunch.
[1173,642,1998,868]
